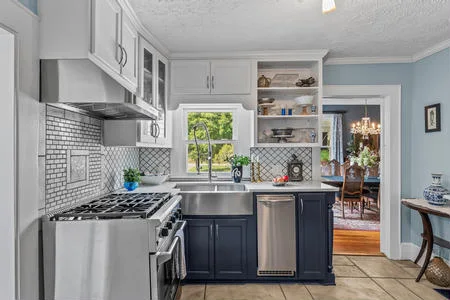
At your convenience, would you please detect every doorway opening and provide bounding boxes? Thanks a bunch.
[321,99,382,255]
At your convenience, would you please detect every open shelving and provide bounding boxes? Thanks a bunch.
[255,59,323,148]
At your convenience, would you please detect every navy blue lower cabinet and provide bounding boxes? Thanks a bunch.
[185,219,214,280]
[297,193,327,279]
[214,219,248,279]
[297,193,335,283]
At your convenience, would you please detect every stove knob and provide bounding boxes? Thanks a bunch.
[170,216,176,223]
[160,227,169,237]
[166,222,173,230]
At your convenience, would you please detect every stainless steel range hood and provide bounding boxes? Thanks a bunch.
[40,59,158,120]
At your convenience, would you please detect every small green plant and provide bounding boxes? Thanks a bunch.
[123,168,141,183]
[227,154,250,167]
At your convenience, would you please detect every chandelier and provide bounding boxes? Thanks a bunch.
[351,101,381,139]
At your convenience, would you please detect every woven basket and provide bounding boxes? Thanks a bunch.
[425,257,450,287]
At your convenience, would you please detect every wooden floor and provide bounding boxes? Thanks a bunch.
[333,229,382,256]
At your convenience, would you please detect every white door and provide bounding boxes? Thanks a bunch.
[210,60,252,95]
[120,12,138,89]
[170,60,211,95]
[91,0,121,74]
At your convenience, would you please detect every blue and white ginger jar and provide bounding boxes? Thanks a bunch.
[423,173,449,206]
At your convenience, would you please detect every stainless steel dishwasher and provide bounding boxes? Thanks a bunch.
[257,194,296,276]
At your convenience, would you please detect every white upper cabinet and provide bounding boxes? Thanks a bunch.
[171,60,211,95]
[40,0,140,92]
[171,60,252,95]
[120,12,138,87]
[90,0,121,75]
[210,60,252,95]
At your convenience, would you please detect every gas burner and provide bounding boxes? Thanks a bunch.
[52,192,172,221]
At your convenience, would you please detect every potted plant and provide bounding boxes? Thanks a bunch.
[228,154,250,183]
[123,168,141,191]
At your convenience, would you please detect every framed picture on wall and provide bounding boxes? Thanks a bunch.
[425,103,441,133]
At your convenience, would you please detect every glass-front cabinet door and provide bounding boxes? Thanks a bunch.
[140,37,155,106]
[156,56,168,140]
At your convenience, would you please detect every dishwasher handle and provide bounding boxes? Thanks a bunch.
[257,195,295,203]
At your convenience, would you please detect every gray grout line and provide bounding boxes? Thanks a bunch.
[345,255,426,300]
[303,283,316,300]
[203,284,207,300]
[394,279,425,300]
[278,284,288,300]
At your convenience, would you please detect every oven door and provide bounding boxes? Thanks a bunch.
[151,221,186,300]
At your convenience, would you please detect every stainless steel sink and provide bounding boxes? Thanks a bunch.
[177,182,246,192]
[176,182,252,215]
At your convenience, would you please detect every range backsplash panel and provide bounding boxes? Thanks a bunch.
[250,147,312,181]
[40,105,139,212]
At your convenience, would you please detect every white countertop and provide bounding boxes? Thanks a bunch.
[245,181,339,192]
[117,182,180,195]
[117,181,338,194]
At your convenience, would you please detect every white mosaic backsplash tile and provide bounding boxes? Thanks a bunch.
[139,148,171,174]
[250,147,312,181]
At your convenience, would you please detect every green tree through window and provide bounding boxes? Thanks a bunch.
[187,112,234,173]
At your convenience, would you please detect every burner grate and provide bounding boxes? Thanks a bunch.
[52,193,171,221]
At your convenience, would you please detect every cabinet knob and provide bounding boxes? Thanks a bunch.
[160,227,169,237]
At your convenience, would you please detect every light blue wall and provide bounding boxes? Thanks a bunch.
[323,48,450,255]
[18,0,38,15]
[323,62,414,242]
[409,48,450,258]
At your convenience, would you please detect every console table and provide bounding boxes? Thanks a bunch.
[402,198,450,282]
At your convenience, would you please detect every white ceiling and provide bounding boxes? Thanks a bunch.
[128,0,450,58]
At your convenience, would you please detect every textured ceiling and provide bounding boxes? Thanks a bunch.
[128,0,450,58]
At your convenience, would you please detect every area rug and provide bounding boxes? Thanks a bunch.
[333,203,380,231]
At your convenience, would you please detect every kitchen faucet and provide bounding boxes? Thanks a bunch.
[193,122,213,182]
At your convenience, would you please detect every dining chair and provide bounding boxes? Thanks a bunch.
[321,161,332,176]
[338,164,365,219]
[329,159,340,176]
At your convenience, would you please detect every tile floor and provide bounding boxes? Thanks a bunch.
[180,255,449,300]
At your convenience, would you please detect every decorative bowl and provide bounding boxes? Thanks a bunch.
[294,96,314,106]
[258,98,275,104]
[272,181,287,187]
[271,128,294,136]
[141,174,169,185]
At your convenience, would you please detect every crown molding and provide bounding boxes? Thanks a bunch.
[412,39,450,62]
[325,40,450,65]
[169,49,329,60]
[324,56,413,65]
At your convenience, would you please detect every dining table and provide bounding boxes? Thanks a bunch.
[321,175,381,188]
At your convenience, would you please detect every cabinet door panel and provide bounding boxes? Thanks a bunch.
[120,13,138,87]
[298,193,327,279]
[171,60,211,95]
[210,60,251,95]
[185,219,214,280]
[91,0,121,74]
[215,219,247,279]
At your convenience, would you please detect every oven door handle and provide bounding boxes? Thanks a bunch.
[157,236,180,266]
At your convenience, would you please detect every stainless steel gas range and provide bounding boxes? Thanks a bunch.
[42,192,185,300]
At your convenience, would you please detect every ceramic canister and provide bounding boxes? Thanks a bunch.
[423,173,450,205]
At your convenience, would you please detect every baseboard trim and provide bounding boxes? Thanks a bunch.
[400,242,450,266]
